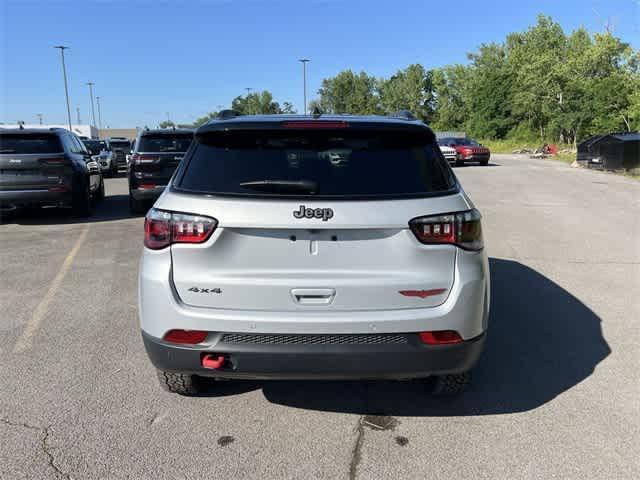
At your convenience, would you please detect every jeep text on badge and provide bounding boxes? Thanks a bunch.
[293,205,334,221]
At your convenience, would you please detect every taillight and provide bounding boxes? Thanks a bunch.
[144,208,217,249]
[131,154,159,164]
[409,209,483,251]
[419,330,463,345]
[163,329,208,344]
[281,121,349,129]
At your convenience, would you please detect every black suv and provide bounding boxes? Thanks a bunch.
[107,137,132,173]
[0,128,104,216]
[128,128,193,213]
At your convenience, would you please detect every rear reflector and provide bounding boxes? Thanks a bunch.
[163,329,208,344]
[138,183,156,190]
[399,288,447,298]
[47,186,69,193]
[144,208,217,249]
[419,330,463,345]
[39,157,67,166]
[410,209,483,251]
[281,121,349,129]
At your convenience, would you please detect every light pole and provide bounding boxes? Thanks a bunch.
[298,59,310,115]
[96,96,102,129]
[54,46,73,131]
[87,82,97,128]
[76,107,81,124]
[36,113,43,125]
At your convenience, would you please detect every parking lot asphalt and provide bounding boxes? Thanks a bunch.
[1,154,639,479]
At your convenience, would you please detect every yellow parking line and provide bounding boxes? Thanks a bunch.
[13,225,90,353]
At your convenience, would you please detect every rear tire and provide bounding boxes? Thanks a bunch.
[156,369,202,396]
[427,371,471,396]
[455,159,464,167]
[480,159,489,166]
[72,179,92,218]
[95,178,105,202]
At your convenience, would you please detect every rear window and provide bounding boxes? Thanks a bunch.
[177,130,456,199]
[138,134,192,153]
[82,140,102,154]
[109,141,130,149]
[0,134,63,154]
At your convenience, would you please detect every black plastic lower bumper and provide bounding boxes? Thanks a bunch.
[0,189,71,208]
[141,330,486,380]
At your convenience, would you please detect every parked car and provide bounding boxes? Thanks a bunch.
[107,137,131,173]
[437,142,458,163]
[82,139,116,177]
[0,128,104,216]
[139,114,489,396]
[128,128,193,213]
[439,137,491,166]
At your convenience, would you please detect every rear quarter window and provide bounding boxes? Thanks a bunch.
[176,129,456,199]
[0,134,63,154]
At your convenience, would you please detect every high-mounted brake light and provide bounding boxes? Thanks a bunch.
[410,209,483,251]
[144,208,217,249]
[281,121,349,129]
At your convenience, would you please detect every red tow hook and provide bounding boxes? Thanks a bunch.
[202,354,226,370]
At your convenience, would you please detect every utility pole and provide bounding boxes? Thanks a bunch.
[96,96,102,129]
[76,107,81,124]
[54,46,73,131]
[87,82,97,127]
[298,59,310,115]
[36,113,43,125]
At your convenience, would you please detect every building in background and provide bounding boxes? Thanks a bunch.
[0,123,99,139]
[99,128,138,140]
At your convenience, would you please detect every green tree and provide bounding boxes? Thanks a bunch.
[158,120,175,128]
[317,70,382,114]
[231,90,291,114]
[378,64,436,121]
[431,64,471,130]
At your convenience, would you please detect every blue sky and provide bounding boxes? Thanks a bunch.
[1,0,639,127]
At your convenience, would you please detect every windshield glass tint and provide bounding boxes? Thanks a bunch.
[138,135,192,152]
[0,134,63,154]
[178,130,455,198]
[110,141,130,149]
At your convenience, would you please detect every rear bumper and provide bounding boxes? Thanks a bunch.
[130,185,166,201]
[461,153,490,162]
[142,330,486,379]
[0,189,71,208]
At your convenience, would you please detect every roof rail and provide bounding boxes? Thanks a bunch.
[217,109,241,120]
[388,110,417,121]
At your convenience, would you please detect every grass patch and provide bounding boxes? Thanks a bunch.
[479,139,576,163]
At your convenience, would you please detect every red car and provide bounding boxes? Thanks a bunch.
[440,137,491,166]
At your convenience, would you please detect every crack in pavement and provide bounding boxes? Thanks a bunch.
[349,416,365,480]
[1,417,71,479]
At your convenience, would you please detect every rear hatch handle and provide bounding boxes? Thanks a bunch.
[291,288,336,305]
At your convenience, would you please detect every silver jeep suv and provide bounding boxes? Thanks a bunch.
[138,114,489,395]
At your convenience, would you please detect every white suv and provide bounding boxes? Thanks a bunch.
[138,114,489,395]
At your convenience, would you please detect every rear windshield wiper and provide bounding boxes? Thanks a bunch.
[239,179,318,194]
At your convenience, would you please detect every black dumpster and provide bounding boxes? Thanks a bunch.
[577,132,640,170]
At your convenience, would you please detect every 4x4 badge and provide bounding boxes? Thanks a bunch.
[293,205,334,221]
